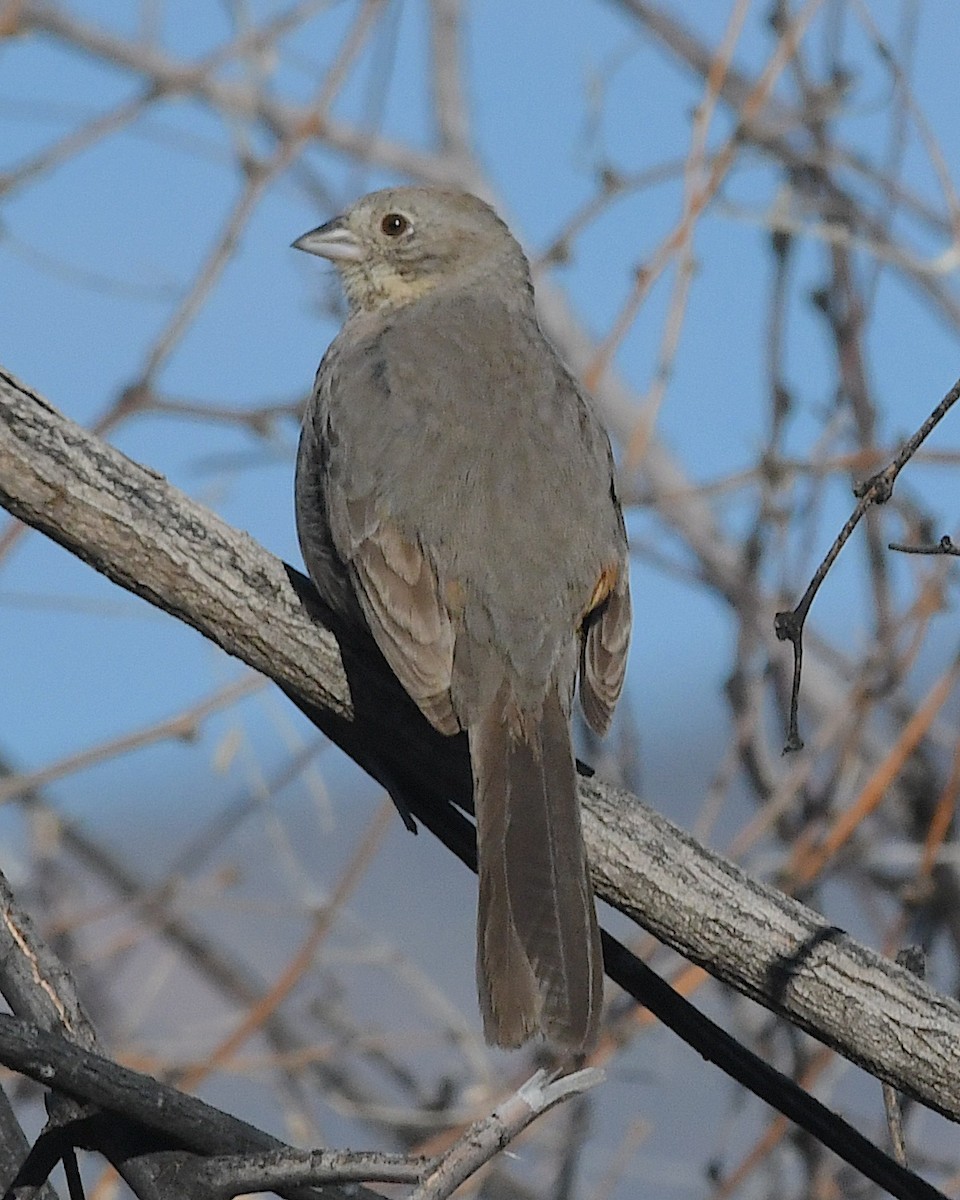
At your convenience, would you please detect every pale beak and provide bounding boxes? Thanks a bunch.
[292,217,364,263]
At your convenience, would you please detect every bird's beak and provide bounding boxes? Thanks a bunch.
[292,217,364,263]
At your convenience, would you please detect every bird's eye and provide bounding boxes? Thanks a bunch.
[380,212,410,237]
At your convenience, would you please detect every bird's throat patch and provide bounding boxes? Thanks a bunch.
[343,261,438,312]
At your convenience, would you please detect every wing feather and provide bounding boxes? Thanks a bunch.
[346,505,460,735]
[579,570,631,736]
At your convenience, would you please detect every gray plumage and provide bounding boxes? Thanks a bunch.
[294,187,631,1051]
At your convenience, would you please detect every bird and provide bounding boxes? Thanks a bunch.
[293,187,631,1052]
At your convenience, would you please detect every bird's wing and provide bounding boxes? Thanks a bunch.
[338,493,460,736]
[302,331,461,736]
[579,569,631,736]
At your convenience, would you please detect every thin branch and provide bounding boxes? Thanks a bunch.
[175,800,393,1092]
[429,0,472,162]
[785,651,960,888]
[775,375,960,750]
[890,534,960,556]
[0,676,263,807]
[410,1069,603,1200]
[0,1014,377,1200]
[584,0,825,394]
[0,866,210,1200]
[189,1147,428,1196]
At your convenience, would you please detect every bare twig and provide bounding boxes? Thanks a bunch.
[890,534,960,557]
[189,1147,428,1195]
[0,1013,380,1200]
[411,1069,604,1200]
[0,675,263,806]
[775,375,960,750]
[175,800,393,1092]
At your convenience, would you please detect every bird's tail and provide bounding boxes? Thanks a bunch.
[469,679,603,1051]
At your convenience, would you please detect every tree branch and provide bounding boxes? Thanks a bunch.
[2,365,960,1127]
[0,1014,379,1200]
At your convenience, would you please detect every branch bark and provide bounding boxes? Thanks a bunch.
[2,365,960,1123]
[0,859,228,1200]
[0,1013,378,1200]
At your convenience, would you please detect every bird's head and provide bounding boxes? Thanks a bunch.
[293,187,532,314]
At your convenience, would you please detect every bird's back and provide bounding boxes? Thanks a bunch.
[321,287,623,649]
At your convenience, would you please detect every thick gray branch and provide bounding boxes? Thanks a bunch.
[0,370,350,721]
[2,365,960,1122]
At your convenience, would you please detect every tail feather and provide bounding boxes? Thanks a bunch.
[470,681,603,1051]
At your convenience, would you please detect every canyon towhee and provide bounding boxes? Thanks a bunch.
[293,188,631,1051]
